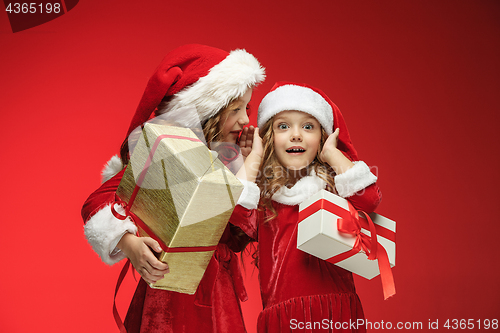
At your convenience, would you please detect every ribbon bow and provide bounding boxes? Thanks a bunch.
[326,201,395,300]
[336,202,378,261]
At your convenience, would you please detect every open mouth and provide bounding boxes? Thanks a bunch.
[286,147,305,153]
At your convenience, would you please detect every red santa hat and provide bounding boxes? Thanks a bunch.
[126,44,266,137]
[257,82,359,161]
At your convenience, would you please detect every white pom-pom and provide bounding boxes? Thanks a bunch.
[101,155,123,183]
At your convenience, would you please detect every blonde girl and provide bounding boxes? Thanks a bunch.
[231,82,382,333]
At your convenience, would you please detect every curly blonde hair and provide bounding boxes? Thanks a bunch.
[257,117,337,222]
[202,99,239,148]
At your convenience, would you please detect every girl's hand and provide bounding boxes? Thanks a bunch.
[236,127,263,182]
[117,233,169,284]
[239,126,255,158]
[320,128,354,175]
[320,128,340,161]
[249,127,263,159]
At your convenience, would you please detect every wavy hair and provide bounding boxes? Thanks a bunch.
[202,98,240,148]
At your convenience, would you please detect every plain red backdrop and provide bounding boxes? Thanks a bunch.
[1,1,499,332]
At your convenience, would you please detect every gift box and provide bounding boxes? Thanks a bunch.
[116,123,244,294]
[298,189,396,280]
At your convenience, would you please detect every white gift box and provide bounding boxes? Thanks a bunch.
[297,190,396,280]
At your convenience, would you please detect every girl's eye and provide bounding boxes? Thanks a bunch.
[277,123,289,130]
[303,124,313,130]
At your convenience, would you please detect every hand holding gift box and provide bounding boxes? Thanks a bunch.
[298,189,396,299]
[113,122,243,294]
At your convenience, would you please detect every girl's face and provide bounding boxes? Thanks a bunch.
[272,110,322,171]
[219,88,252,143]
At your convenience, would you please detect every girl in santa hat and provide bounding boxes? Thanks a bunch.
[81,44,265,333]
[230,82,383,332]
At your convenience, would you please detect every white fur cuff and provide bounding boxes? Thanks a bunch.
[236,178,260,210]
[334,161,377,198]
[84,203,137,265]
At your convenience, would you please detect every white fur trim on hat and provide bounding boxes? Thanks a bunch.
[258,84,334,135]
[84,203,137,265]
[159,49,265,127]
[101,155,124,183]
[334,161,377,198]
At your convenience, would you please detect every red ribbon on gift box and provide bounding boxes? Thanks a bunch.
[111,197,217,253]
[299,198,396,300]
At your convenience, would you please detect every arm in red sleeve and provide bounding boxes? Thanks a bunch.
[227,178,261,241]
[346,183,382,213]
[81,168,138,265]
[229,205,259,241]
[334,160,382,213]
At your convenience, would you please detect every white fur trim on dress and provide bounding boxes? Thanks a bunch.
[334,161,377,198]
[236,178,260,210]
[258,84,334,135]
[101,155,124,183]
[158,49,266,127]
[84,203,137,265]
[272,172,327,206]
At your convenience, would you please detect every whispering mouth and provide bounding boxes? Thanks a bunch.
[286,148,305,153]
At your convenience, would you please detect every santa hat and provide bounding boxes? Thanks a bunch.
[125,44,265,137]
[257,82,359,161]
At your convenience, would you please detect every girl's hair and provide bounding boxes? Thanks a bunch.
[256,117,337,222]
[202,98,241,147]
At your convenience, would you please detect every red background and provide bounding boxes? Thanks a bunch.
[1,1,499,332]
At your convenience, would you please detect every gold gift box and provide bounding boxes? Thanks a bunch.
[116,123,244,294]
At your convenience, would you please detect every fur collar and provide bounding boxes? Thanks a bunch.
[272,172,326,206]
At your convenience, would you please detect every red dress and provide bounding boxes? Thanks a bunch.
[82,168,249,333]
[230,172,381,333]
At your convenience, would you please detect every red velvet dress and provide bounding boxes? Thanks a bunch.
[230,181,381,333]
[81,169,249,333]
